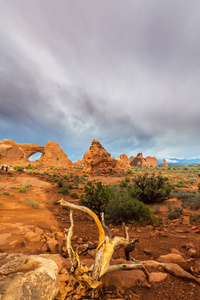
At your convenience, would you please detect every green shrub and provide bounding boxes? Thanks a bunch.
[18,183,32,193]
[3,191,10,195]
[153,205,160,214]
[79,181,111,217]
[174,181,188,188]
[131,173,172,204]
[54,200,60,205]
[125,177,130,182]
[70,192,79,199]
[25,164,37,170]
[26,199,39,209]
[198,182,200,192]
[57,179,63,187]
[58,183,70,195]
[189,213,200,223]
[167,202,173,212]
[63,174,69,180]
[181,196,200,210]
[19,185,27,193]
[167,211,181,220]
[13,165,24,171]
[119,180,128,188]
[127,169,133,175]
[105,185,155,223]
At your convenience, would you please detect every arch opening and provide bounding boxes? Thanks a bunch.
[29,152,42,162]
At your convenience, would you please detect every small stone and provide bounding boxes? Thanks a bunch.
[143,248,152,255]
[24,231,41,243]
[35,227,44,235]
[188,248,198,258]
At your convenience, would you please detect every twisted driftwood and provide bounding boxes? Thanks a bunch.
[59,199,150,288]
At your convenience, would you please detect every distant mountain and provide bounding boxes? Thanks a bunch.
[157,158,200,166]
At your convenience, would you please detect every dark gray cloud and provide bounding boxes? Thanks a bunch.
[0,0,200,162]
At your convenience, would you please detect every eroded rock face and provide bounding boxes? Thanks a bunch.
[82,140,129,174]
[162,159,168,167]
[82,140,116,174]
[38,141,73,168]
[0,253,59,300]
[0,140,27,164]
[74,159,83,168]
[0,139,72,168]
[129,153,157,168]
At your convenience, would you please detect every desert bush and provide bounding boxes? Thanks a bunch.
[181,195,200,210]
[198,183,200,192]
[105,185,156,223]
[18,183,32,193]
[174,181,188,188]
[127,169,133,175]
[153,205,160,214]
[119,180,128,188]
[167,202,173,212]
[125,177,130,182]
[63,174,69,180]
[57,179,64,187]
[131,173,172,204]
[79,181,111,217]
[70,192,79,199]
[3,191,10,195]
[189,213,200,223]
[13,165,24,171]
[25,164,37,170]
[58,183,70,195]
[167,211,181,220]
[26,199,39,209]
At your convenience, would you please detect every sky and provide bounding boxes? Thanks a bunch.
[0,0,200,163]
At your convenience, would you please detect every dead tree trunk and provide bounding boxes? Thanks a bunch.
[59,199,150,288]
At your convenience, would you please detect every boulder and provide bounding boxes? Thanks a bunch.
[0,253,59,300]
[164,263,200,284]
[157,253,189,271]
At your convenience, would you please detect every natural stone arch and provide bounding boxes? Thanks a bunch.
[18,143,45,159]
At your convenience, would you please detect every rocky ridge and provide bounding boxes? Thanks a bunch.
[129,153,157,168]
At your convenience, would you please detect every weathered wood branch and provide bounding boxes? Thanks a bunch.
[100,212,112,239]
[59,199,150,289]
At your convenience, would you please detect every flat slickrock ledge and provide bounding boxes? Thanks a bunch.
[0,253,59,300]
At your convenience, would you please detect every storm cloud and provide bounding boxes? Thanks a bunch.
[0,0,200,162]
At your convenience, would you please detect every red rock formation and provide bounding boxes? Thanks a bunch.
[129,156,135,165]
[129,153,157,168]
[38,141,73,168]
[0,139,43,165]
[145,156,157,168]
[74,159,83,168]
[162,159,168,167]
[120,154,131,169]
[0,139,72,168]
[82,140,129,174]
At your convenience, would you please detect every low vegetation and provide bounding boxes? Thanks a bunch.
[26,198,39,209]
[105,185,157,223]
[131,173,172,204]
[79,181,111,217]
